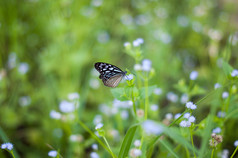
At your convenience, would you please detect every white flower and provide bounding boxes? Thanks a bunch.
[190,71,198,80]
[50,110,62,120]
[185,101,197,110]
[234,140,238,147]
[68,92,80,100]
[166,92,178,103]
[134,140,141,147]
[133,149,142,157]
[93,115,102,125]
[90,152,100,158]
[177,15,189,27]
[90,79,100,89]
[188,116,196,123]
[184,113,190,119]
[91,0,103,7]
[142,120,163,135]
[1,143,13,150]
[231,69,238,77]
[19,96,31,107]
[125,74,134,81]
[180,93,188,104]
[165,113,173,120]
[124,42,131,47]
[180,120,191,127]
[221,149,229,158]
[134,64,142,71]
[8,52,17,69]
[142,59,152,71]
[174,113,181,119]
[113,99,133,108]
[95,123,104,130]
[69,134,83,142]
[97,31,110,43]
[212,127,221,134]
[150,104,159,111]
[18,62,29,74]
[121,14,133,26]
[133,38,144,47]
[179,120,188,127]
[154,88,162,95]
[59,100,76,113]
[217,111,226,118]
[48,150,57,157]
[92,144,98,150]
[214,83,221,89]
[222,92,229,99]
[120,110,129,120]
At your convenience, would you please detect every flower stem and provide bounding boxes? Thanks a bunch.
[190,126,197,158]
[103,136,115,158]
[144,77,149,120]
[211,148,214,158]
[231,145,238,158]
[10,150,15,158]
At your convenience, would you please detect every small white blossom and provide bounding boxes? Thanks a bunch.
[179,121,186,127]
[91,0,103,7]
[134,140,141,147]
[166,92,178,103]
[150,104,159,111]
[133,149,142,157]
[121,14,133,26]
[222,92,229,99]
[18,62,29,74]
[217,111,226,118]
[214,83,221,89]
[48,150,57,157]
[19,96,31,107]
[186,101,197,110]
[165,113,173,120]
[92,144,98,150]
[188,116,196,123]
[142,59,152,71]
[95,123,104,130]
[134,64,142,71]
[120,110,129,120]
[142,120,163,135]
[68,92,80,100]
[50,110,62,120]
[221,149,229,158]
[97,31,110,43]
[133,38,144,47]
[59,100,76,113]
[212,127,221,134]
[231,69,238,77]
[90,79,100,89]
[125,74,134,81]
[234,140,238,147]
[190,71,198,80]
[177,15,189,27]
[154,88,162,95]
[180,93,188,104]
[1,143,13,150]
[93,115,102,125]
[174,113,181,119]
[184,113,190,119]
[124,42,131,47]
[90,152,100,158]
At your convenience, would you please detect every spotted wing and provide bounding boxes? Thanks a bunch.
[94,62,126,88]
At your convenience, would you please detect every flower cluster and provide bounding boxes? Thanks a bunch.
[1,143,13,150]
[129,140,142,158]
[209,133,223,148]
[179,113,196,127]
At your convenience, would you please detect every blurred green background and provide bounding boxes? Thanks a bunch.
[0,0,238,157]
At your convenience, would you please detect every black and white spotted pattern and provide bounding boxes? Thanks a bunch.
[94,62,127,88]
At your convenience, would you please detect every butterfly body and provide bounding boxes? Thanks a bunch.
[94,62,127,88]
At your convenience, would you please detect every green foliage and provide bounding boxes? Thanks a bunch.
[1,0,238,157]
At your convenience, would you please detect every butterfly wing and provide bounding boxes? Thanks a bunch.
[94,62,126,88]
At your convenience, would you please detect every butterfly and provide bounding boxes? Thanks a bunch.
[94,62,127,88]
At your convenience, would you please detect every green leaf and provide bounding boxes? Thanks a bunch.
[139,85,157,99]
[111,88,128,101]
[118,124,138,158]
[222,59,233,77]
